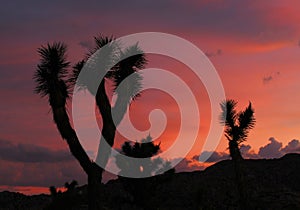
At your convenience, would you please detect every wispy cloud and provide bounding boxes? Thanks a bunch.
[205,49,223,57]
[263,71,280,84]
[78,40,93,50]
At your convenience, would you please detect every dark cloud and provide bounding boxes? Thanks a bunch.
[1,0,298,47]
[205,49,223,58]
[158,138,300,173]
[0,139,73,163]
[240,144,251,154]
[196,138,300,163]
[0,159,86,187]
[242,137,300,160]
[78,40,94,50]
[263,71,280,84]
[1,137,300,188]
[205,49,222,57]
[281,139,300,153]
[258,137,283,158]
[240,144,260,159]
[263,75,273,84]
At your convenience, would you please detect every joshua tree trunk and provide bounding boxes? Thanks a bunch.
[49,89,103,210]
[229,140,243,161]
[95,80,130,168]
[233,158,249,210]
[228,140,246,209]
[95,80,116,170]
[220,99,255,210]
[88,163,103,209]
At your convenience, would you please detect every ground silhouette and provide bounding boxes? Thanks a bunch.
[1,153,299,210]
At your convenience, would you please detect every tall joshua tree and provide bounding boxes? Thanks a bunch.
[34,36,146,209]
[220,99,255,160]
[34,42,103,209]
[220,99,255,210]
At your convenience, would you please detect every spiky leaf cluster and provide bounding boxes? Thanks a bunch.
[220,99,256,144]
[113,44,146,101]
[69,36,146,101]
[34,42,70,99]
[121,137,160,158]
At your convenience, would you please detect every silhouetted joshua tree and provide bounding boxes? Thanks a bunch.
[116,135,162,177]
[115,135,174,208]
[34,36,146,210]
[220,99,255,160]
[34,42,101,209]
[220,99,255,210]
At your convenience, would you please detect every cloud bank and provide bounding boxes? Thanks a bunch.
[0,139,73,163]
[197,137,300,162]
[0,137,299,192]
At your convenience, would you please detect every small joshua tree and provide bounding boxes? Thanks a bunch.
[220,99,255,161]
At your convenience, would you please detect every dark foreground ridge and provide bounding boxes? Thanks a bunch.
[1,153,300,210]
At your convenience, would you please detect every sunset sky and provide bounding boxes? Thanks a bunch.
[1,0,300,195]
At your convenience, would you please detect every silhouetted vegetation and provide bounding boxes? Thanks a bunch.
[115,135,175,209]
[220,99,256,210]
[220,99,256,160]
[116,135,174,176]
[34,35,146,209]
[5,154,300,210]
[64,180,78,192]
[49,186,58,198]
[31,37,300,210]
[45,180,86,210]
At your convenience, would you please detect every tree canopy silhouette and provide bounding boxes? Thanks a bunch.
[115,135,174,177]
[115,135,174,209]
[33,35,146,210]
[220,99,256,160]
